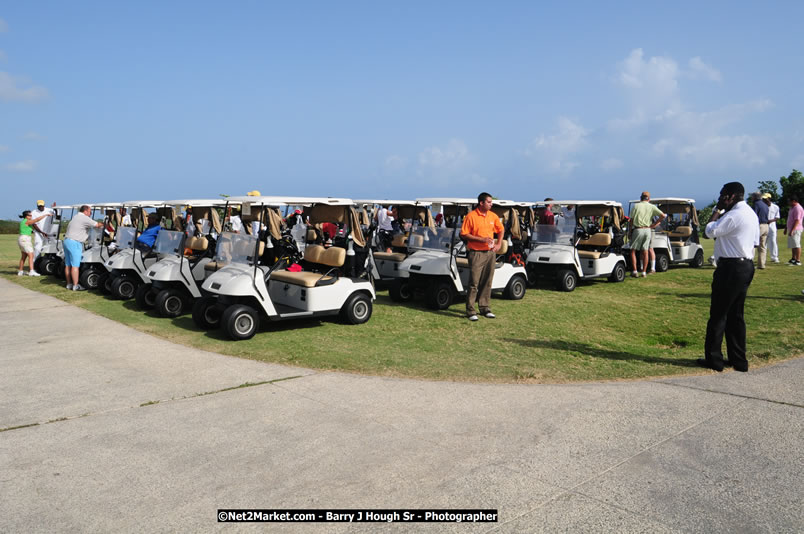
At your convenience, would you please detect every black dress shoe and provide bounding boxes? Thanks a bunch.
[696,358,724,372]
[724,359,749,372]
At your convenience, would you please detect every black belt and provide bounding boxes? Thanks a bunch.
[717,257,751,263]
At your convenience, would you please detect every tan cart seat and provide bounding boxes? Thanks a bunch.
[270,270,335,288]
[373,252,407,262]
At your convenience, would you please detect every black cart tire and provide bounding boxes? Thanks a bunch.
[79,268,102,290]
[656,251,670,272]
[156,289,187,318]
[425,280,454,310]
[41,257,58,276]
[192,296,221,330]
[98,272,112,294]
[609,262,626,283]
[341,293,372,324]
[504,274,527,300]
[134,283,157,308]
[222,304,259,340]
[111,276,137,300]
[691,249,704,268]
[556,269,577,292]
[388,280,413,302]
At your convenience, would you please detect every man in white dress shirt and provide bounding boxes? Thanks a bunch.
[763,193,780,263]
[699,182,759,373]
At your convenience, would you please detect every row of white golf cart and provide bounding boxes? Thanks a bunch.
[35,196,704,340]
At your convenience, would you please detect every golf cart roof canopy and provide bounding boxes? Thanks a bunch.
[163,199,228,207]
[354,199,432,207]
[644,197,696,203]
[90,202,124,208]
[226,196,353,206]
[536,200,623,207]
[121,200,165,207]
[416,197,480,206]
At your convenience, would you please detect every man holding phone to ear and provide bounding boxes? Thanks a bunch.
[698,182,759,373]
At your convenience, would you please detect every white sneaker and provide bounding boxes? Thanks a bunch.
[72,284,87,291]
[641,272,648,278]
[17,270,24,276]
[467,315,479,322]
[28,270,41,277]
[66,283,73,290]
[483,312,496,319]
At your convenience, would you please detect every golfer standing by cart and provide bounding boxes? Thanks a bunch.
[628,191,665,277]
[460,192,503,322]
[698,182,759,373]
[63,204,104,291]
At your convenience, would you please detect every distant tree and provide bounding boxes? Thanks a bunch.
[757,179,779,200]
[697,199,717,232]
[779,169,804,218]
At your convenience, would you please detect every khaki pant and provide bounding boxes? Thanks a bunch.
[466,249,495,316]
[757,223,768,268]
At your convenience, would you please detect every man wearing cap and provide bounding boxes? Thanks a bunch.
[628,191,665,277]
[32,200,56,261]
[764,193,780,263]
[461,192,503,321]
[753,192,770,269]
[698,182,759,373]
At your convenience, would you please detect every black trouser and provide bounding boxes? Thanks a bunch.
[704,258,754,370]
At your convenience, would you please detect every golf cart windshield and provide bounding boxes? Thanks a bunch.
[115,226,136,250]
[87,227,104,249]
[215,232,259,265]
[153,230,185,255]
[408,226,459,252]
[530,224,575,245]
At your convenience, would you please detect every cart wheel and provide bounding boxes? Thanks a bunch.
[41,257,58,276]
[425,280,454,310]
[79,268,102,290]
[156,289,187,318]
[388,280,412,302]
[608,262,626,283]
[192,296,221,330]
[556,269,577,292]
[134,283,157,309]
[690,249,704,268]
[222,304,259,340]
[341,292,372,324]
[99,272,113,294]
[656,251,670,272]
[111,276,137,300]
[504,274,527,300]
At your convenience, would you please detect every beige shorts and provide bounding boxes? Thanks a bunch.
[18,235,34,254]
[788,229,802,248]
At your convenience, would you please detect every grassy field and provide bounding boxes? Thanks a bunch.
[2,234,801,382]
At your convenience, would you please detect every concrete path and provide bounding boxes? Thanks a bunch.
[1,278,802,533]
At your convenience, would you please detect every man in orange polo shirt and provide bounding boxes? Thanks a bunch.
[460,192,504,321]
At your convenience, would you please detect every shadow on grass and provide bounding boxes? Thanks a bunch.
[508,338,699,368]
[169,314,329,339]
[373,293,467,318]
[657,291,801,302]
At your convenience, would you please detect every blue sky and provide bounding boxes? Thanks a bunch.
[2,1,803,217]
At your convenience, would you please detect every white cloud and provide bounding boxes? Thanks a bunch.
[0,72,49,102]
[0,145,9,152]
[383,154,407,174]
[0,18,8,33]
[524,117,588,174]
[616,48,681,117]
[688,57,722,82]
[22,132,46,141]
[6,160,37,172]
[600,158,623,171]
[415,138,485,186]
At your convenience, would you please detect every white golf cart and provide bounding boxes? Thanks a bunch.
[143,199,226,317]
[75,202,124,290]
[34,204,70,277]
[359,200,435,302]
[623,197,705,271]
[194,197,376,340]
[104,201,173,300]
[396,198,528,310]
[525,200,628,291]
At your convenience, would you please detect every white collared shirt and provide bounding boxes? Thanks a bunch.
[768,202,780,224]
[706,201,759,260]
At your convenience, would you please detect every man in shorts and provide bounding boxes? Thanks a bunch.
[784,196,802,266]
[628,191,666,277]
[63,205,104,291]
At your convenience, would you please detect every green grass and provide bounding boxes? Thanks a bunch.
[2,235,802,382]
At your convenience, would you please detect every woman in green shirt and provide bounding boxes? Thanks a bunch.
[18,210,50,276]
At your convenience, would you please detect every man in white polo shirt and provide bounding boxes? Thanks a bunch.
[698,182,759,373]
[32,200,56,261]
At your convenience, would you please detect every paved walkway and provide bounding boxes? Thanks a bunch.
[1,277,802,533]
